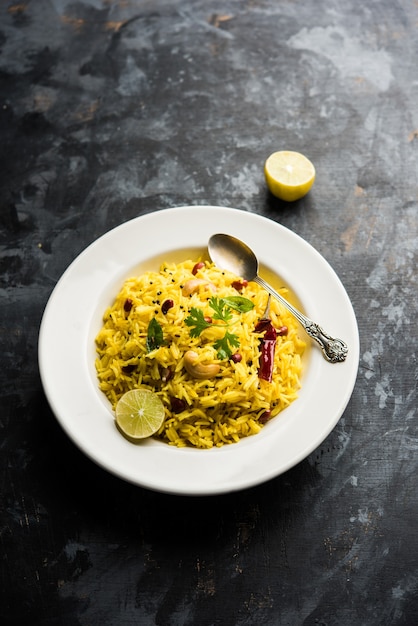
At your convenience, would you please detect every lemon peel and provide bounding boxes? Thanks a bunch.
[264,150,315,202]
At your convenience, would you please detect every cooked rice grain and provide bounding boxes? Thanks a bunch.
[95,259,305,448]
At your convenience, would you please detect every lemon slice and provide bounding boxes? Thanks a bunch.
[115,389,165,440]
[264,151,315,202]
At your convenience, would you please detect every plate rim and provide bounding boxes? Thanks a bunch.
[38,205,359,495]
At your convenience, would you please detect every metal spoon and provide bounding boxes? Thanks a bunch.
[208,233,348,363]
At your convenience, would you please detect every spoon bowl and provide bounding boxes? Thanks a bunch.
[208,233,348,363]
[208,233,260,280]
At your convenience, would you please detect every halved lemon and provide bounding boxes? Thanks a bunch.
[264,150,315,202]
[115,389,165,440]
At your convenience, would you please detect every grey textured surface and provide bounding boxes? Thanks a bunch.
[1,1,417,624]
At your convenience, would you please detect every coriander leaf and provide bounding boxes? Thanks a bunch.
[209,297,233,323]
[146,318,164,352]
[214,331,240,360]
[224,330,240,349]
[184,308,212,338]
[185,296,252,361]
[222,296,255,313]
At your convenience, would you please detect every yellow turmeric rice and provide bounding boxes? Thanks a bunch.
[95,259,305,448]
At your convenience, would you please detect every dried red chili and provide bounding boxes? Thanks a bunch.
[254,319,277,382]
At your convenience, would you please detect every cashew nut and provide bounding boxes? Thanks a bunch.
[182,278,217,297]
[183,350,220,379]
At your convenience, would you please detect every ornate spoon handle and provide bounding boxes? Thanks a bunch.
[254,276,348,363]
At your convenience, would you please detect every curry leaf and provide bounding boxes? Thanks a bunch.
[221,296,255,313]
[146,318,164,352]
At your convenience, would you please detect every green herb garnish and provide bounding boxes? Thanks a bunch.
[220,296,256,313]
[208,297,234,324]
[214,331,240,360]
[184,308,212,337]
[185,296,254,359]
[146,318,164,352]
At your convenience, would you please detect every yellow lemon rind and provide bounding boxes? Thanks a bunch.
[264,151,315,202]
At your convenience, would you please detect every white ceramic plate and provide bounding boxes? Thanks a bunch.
[39,206,359,495]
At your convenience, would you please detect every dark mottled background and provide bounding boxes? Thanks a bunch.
[1,1,418,624]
